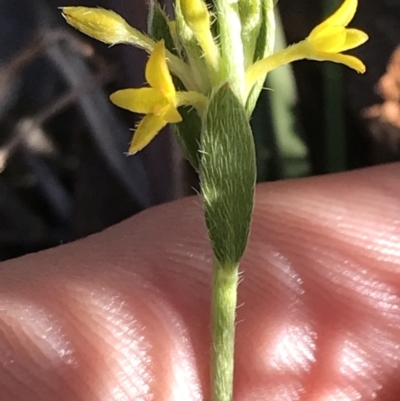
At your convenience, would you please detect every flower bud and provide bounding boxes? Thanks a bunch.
[180,0,210,34]
[61,7,137,45]
[178,0,219,72]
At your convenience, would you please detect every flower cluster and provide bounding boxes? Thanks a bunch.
[62,0,368,155]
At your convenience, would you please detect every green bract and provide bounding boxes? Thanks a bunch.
[202,84,256,264]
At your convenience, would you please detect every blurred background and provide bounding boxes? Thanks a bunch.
[0,0,398,261]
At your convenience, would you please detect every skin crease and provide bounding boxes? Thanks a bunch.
[1,164,400,400]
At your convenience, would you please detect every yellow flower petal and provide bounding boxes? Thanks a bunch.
[310,51,366,73]
[340,29,369,52]
[145,41,176,100]
[110,88,167,114]
[128,114,167,154]
[162,105,183,123]
[309,26,347,52]
[312,0,358,37]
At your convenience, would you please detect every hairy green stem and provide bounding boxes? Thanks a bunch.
[211,259,239,401]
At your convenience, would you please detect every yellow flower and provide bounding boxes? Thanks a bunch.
[110,41,181,154]
[246,0,368,93]
[304,0,368,72]
[110,40,207,154]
